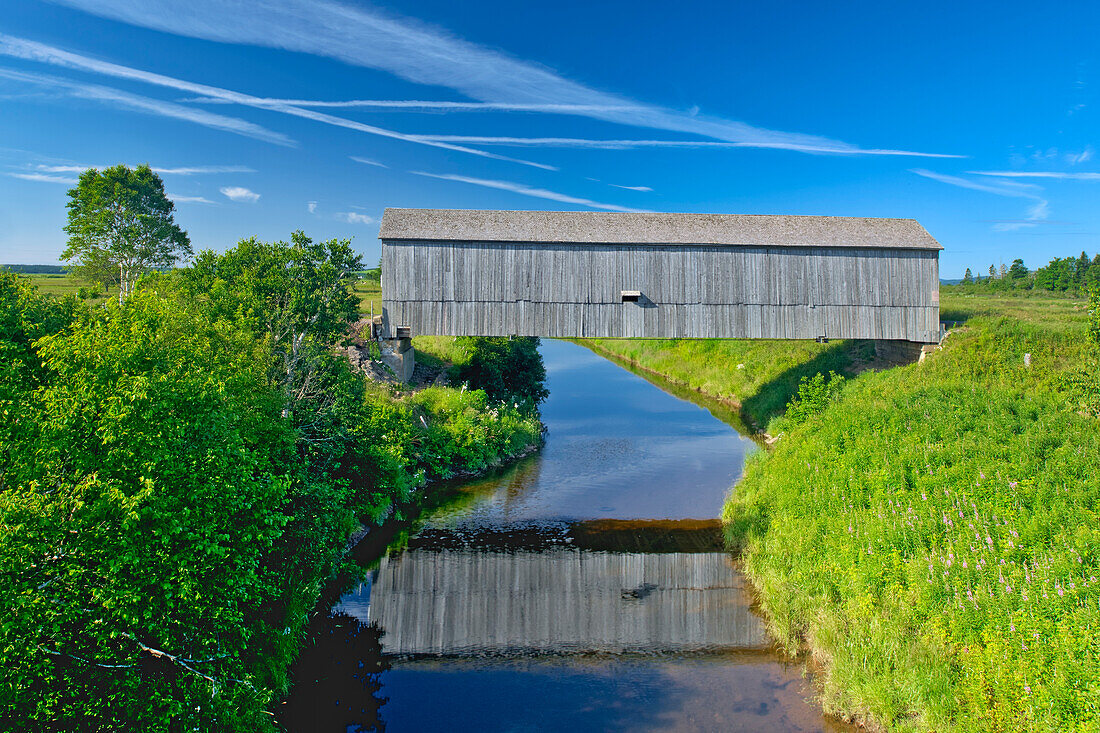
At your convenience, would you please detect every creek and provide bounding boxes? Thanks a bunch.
[280,339,850,732]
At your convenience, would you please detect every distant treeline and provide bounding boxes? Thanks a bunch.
[956,251,1100,293]
[1,264,67,274]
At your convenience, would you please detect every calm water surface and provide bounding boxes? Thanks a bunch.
[280,340,850,732]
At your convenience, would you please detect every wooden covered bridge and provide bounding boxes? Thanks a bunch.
[377,209,942,373]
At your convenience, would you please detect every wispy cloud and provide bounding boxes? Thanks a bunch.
[411,135,964,157]
[912,168,1050,231]
[350,156,387,168]
[338,211,374,225]
[307,200,318,214]
[0,33,554,170]
[33,163,255,174]
[911,169,1042,198]
[220,185,259,202]
[411,171,646,213]
[168,193,215,204]
[45,0,957,158]
[0,66,295,146]
[185,96,640,113]
[1065,146,1092,165]
[609,184,653,192]
[4,171,77,184]
[968,170,1100,181]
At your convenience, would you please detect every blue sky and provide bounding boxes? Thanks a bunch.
[0,0,1097,276]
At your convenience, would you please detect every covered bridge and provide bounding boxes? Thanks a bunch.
[379,208,942,343]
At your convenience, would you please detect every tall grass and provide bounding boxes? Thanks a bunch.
[725,292,1100,730]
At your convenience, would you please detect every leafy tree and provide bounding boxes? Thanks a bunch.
[989,264,996,279]
[1076,251,1092,285]
[0,288,293,728]
[62,164,191,303]
[182,232,362,423]
[1008,258,1028,281]
[963,268,973,283]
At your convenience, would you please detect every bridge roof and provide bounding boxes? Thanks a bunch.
[380,208,943,250]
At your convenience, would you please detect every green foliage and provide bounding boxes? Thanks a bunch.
[1,287,293,729]
[958,250,1097,295]
[1007,257,1029,281]
[1065,288,1100,416]
[452,337,549,408]
[1,235,545,730]
[62,165,191,302]
[779,370,846,426]
[723,294,1100,730]
[181,232,362,427]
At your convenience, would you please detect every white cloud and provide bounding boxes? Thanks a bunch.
[0,34,553,170]
[42,1,956,158]
[220,186,259,202]
[968,170,1100,181]
[307,200,318,214]
[338,212,374,225]
[910,169,1043,198]
[4,171,77,184]
[411,171,646,213]
[0,66,294,146]
[350,156,387,168]
[186,97,640,113]
[1065,147,1093,165]
[411,135,964,157]
[912,169,1051,232]
[168,193,215,204]
[609,184,653,192]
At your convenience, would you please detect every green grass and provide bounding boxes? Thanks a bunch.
[583,336,872,431]
[723,289,1100,730]
[351,272,382,316]
[19,273,87,299]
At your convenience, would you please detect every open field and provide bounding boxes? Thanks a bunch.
[17,273,88,299]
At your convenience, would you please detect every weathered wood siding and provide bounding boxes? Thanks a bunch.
[381,240,941,342]
[341,549,768,657]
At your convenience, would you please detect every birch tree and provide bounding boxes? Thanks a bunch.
[62,164,191,303]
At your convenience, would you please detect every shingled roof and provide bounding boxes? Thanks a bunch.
[379,208,943,250]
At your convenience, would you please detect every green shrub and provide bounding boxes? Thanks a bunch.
[780,370,846,426]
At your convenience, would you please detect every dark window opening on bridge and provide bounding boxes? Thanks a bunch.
[395,325,412,338]
[621,290,641,303]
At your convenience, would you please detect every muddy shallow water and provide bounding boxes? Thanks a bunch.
[280,340,851,732]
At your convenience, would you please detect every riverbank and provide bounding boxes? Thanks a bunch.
[584,335,871,433]
[584,290,1100,731]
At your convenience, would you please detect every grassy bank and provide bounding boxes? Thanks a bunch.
[724,291,1100,730]
[586,291,1100,730]
[585,336,872,431]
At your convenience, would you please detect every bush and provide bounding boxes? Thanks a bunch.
[450,336,549,409]
[780,370,846,426]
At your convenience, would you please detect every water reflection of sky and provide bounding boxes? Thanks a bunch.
[428,339,757,525]
[280,339,850,733]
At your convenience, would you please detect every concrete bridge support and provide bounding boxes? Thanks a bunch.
[380,336,415,382]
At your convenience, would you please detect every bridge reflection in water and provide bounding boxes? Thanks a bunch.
[337,520,768,658]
